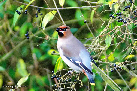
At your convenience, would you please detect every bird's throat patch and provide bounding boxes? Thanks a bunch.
[58,31,66,37]
[58,32,64,37]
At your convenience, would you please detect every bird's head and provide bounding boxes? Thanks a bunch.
[56,25,72,38]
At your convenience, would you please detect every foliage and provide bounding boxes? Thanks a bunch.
[0,0,137,91]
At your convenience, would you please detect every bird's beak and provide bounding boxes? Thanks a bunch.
[56,28,60,32]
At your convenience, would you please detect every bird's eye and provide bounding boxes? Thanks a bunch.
[56,28,60,31]
[63,28,66,31]
[56,27,67,31]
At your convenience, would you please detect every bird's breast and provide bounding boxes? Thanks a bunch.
[57,35,86,58]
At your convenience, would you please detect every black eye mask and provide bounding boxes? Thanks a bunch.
[56,28,67,32]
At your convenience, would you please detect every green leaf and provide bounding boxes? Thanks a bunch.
[108,52,114,61]
[75,10,84,25]
[114,4,119,12]
[135,0,137,6]
[13,5,24,26]
[54,57,63,73]
[39,54,47,61]
[24,0,35,10]
[125,54,135,60]
[70,28,78,33]
[0,0,7,6]
[21,46,29,57]
[35,76,45,86]
[128,23,135,30]
[33,48,42,59]
[28,88,35,91]
[108,0,118,10]
[52,31,58,38]
[42,11,57,30]
[24,0,30,2]
[17,73,30,87]
[97,0,108,4]
[90,10,94,24]
[123,66,137,77]
[48,49,58,55]
[129,77,137,86]
[59,0,65,6]
[133,41,137,46]
[105,35,112,47]
[0,75,3,88]
[20,23,32,37]
[0,13,4,19]
[66,0,78,7]
[0,66,5,72]
[17,59,28,77]
[114,79,126,85]
[92,64,121,91]
[95,74,103,91]
[82,76,88,82]
[43,76,50,86]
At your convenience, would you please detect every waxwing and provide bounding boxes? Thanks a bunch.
[56,25,95,85]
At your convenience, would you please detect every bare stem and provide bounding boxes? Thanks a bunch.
[52,0,65,25]
[14,0,98,10]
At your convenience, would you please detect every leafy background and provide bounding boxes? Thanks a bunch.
[0,0,137,91]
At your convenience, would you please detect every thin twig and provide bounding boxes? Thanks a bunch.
[43,0,62,23]
[115,68,131,91]
[14,0,98,10]
[4,71,14,84]
[44,68,52,90]
[104,83,108,91]
[77,1,95,38]
[52,0,65,25]
[30,40,38,69]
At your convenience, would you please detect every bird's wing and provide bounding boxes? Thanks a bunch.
[59,47,93,75]
[66,56,93,75]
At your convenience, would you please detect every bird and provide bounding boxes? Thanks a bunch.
[56,25,95,85]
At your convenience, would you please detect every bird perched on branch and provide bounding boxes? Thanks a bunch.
[56,25,95,85]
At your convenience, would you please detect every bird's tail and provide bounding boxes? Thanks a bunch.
[90,57,98,67]
[86,72,95,86]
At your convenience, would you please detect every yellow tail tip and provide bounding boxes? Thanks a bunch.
[90,83,95,86]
